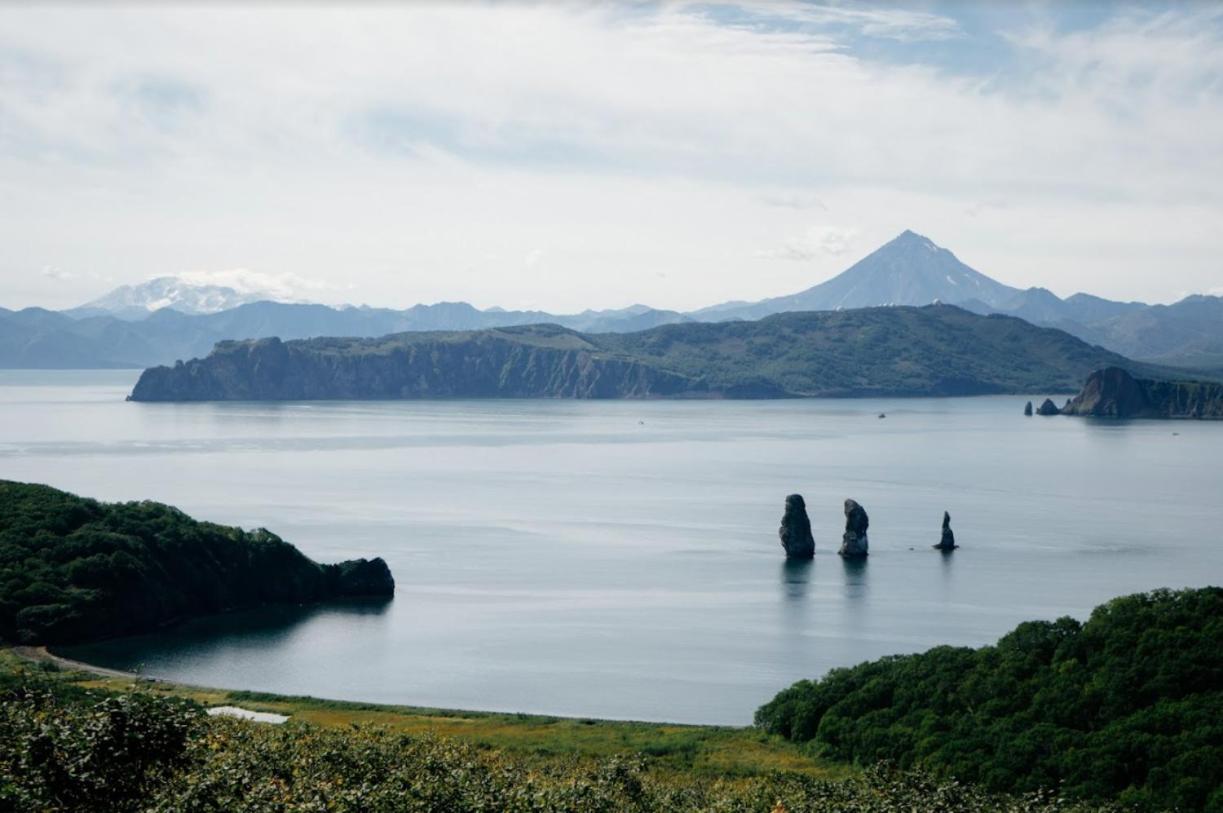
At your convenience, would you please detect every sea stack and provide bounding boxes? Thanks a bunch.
[934,511,958,551]
[838,499,869,557]
[1024,401,1033,416]
[778,494,815,559]
[1036,398,1061,416]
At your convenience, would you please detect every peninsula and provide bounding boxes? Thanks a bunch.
[0,481,394,645]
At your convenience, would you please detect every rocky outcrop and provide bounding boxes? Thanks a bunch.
[1061,367,1223,420]
[778,494,815,559]
[838,499,869,557]
[1024,401,1033,416]
[326,558,396,598]
[1035,398,1060,416]
[934,511,958,551]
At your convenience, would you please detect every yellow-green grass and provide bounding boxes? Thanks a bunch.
[3,647,846,781]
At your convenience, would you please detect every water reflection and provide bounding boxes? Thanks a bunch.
[59,597,393,674]
[780,558,814,601]
[840,556,869,600]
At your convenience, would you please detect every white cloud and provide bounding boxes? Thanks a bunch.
[173,269,342,301]
[737,1,963,42]
[756,225,858,261]
[1,4,1222,310]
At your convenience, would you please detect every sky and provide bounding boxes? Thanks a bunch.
[2,1,1222,313]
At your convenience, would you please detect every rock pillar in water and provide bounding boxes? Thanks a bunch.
[1024,401,1033,416]
[934,511,958,551]
[838,499,869,557]
[778,494,815,559]
[1036,398,1061,416]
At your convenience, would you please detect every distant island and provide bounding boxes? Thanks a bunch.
[0,481,394,645]
[128,305,1159,402]
[1061,366,1223,419]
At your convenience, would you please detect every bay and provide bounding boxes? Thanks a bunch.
[3,369,1220,725]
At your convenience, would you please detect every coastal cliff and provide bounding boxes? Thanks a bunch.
[0,481,394,645]
[1062,367,1223,419]
[130,306,1149,402]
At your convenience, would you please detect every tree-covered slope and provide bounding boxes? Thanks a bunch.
[128,305,1154,401]
[755,587,1223,811]
[0,481,394,644]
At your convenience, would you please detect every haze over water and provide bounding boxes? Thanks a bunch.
[4,370,1221,725]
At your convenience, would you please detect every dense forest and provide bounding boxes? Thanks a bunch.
[0,481,393,644]
[128,305,1168,402]
[755,587,1223,811]
[0,660,1126,813]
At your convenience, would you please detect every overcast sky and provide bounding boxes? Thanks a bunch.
[2,1,1222,312]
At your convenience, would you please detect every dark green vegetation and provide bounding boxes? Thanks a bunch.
[1062,366,1223,419]
[0,652,1123,812]
[129,304,1163,401]
[756,588,1223,812]
[0,481,393,645]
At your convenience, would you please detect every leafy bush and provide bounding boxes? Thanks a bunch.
[755,588,1223,811]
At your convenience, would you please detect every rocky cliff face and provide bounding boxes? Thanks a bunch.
[838,499,869,557]
[1062,367,1223,419]
[778,494,815,559]
[130,330,699,401]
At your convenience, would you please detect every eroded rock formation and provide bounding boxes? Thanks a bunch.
[1024,401,1033,416]
[779,494,815,559]
[838,499,869,557]
[1036,398,1061,416]
[934,511,958,551]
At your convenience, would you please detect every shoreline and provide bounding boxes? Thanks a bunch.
[7,645,741,731]
[1,645,836,778]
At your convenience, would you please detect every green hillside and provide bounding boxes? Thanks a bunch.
[129,305,1158,401]
[755,587,1223,811]
[0,481,393,645]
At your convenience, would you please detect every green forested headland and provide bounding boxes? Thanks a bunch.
[755,587,1223,811]
[0,481,393,644]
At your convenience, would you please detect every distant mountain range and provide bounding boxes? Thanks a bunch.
[129,305,1163,402]
[4,230,1221,369]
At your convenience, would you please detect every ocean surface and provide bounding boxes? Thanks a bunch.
[4,369,1221,725]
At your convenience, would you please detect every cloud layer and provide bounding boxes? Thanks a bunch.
[2,2,1221,310]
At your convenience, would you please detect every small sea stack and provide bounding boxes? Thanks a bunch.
[838,499,869,557]
[1024,401,1033,416]
[1036,398,1061,416]
[934,511,958,551]
[778,494,815,559]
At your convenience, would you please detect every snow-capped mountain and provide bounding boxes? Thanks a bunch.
[70,273,308,319]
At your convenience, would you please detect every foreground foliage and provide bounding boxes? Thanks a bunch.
[0,666,1123,813]
[756,587,1223,811]
[0,481,391,644]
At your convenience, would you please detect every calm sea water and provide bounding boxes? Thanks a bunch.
[4,370,1221,725]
